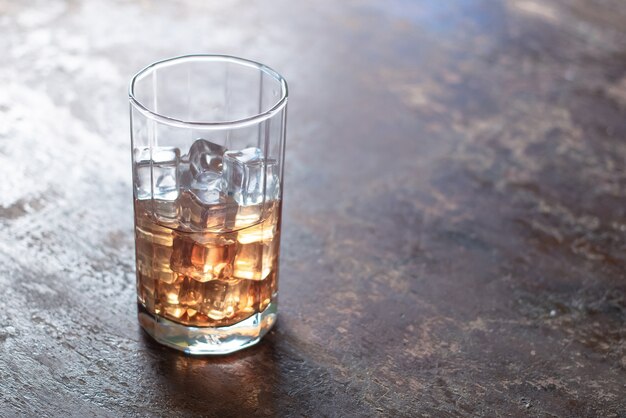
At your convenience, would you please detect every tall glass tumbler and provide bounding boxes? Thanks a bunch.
[129,55,288,355]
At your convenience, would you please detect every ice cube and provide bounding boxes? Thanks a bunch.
[137,272,155,308]
[176,190,238,231]
[234,204,263,229]
[187,138,226,176]
[222,147,266,205]
[156,273,184,313]
[190,171,223,205]
[178,161,194,191]
[157,276,205,323]
[152,148,180,200]
[134,149,152,200]
[134,147,181,220]
[259,271,277,311]
[265,159,281,201]
[178,277,204,307]
[236,203,279,243]
[200,279,256,321]
[169,232,236,282]
[233,239,277,281]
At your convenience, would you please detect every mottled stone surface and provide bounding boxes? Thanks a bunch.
[1,0,625,416]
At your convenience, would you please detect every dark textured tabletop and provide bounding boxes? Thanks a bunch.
[1,0,625,416]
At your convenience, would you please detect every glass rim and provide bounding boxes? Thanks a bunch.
[128,54,289,130]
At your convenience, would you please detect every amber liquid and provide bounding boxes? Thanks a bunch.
[134,198,280,328]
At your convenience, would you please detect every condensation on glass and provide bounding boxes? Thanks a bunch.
[129,55,288,355]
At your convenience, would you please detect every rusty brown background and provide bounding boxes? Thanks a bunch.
[0,0,625,416]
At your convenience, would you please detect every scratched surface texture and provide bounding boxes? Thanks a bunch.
[1,0,625,417]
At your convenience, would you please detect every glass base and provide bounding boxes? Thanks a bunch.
[138,302,277,355]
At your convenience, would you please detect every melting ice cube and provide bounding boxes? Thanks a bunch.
[133,147,180,200]
[265,159,281,201]
[187,138,226,176]
[190,171,224,205]
[222,147,266,206]
[176,190,238,231]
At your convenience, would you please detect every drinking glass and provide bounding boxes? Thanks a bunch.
[129,55,288,354]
